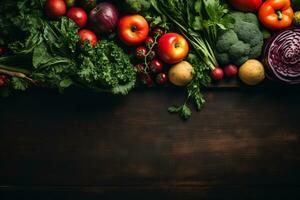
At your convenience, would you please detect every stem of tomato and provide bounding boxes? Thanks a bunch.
[276,10,283,21]
[143,34,160,74]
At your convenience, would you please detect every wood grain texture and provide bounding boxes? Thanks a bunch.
[0,86,300,199]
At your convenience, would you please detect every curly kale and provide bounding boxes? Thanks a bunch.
[216,12,264,66]
[0,0,136,95]
[78,40,136,95]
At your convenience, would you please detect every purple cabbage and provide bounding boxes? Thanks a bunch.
[264,27,300,84]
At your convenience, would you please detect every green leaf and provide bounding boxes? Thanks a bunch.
[181,104,192,120]
[168,105,181,113]
[59,78,73,88]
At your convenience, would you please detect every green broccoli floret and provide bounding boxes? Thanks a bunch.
[121,0,151,13]
[216,12,263,66]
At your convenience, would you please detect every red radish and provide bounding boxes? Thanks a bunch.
[45,0,67,18]
[78,29,98,46]
[149,59,163,73]
[67,7,88,28]
[135,47,147,60]
[224,64,238,78]
[211,67,224,81]
[156,73,168,85]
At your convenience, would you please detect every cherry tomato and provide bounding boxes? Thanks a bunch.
[145,36,155,49]
[45,0,67,18]
[78,29,98,46]
[224,64,238,78]
[156,73,168,85]
[67,7,88,28]
[149,59,164,73]
[118,15,149,46]
[157,33,189,64]
[135,46,148,60]
[135,64,146,74]
[148,50,156,60]
[140,74,153,87]
[152,27,164,37]
[211,67,224,81]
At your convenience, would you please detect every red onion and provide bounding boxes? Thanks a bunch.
[264,27,300,84]
[89,2,119,33]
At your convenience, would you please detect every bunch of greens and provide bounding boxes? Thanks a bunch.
[150,0,230,70]
[0,0,136,96]
[151,0,230,119]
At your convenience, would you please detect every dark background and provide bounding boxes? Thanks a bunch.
[1,84,300,199]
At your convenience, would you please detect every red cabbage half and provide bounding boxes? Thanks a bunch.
[264,27,300,84]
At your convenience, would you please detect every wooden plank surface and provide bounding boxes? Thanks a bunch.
[0,86,300,199]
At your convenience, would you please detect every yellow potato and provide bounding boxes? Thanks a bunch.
[239,59,265,86]
[168,61,193,86]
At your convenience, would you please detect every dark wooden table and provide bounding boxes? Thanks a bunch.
[1,82,300,199]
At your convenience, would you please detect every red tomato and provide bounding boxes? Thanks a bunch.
[78,29,98,46]
[145,36,154,49]
[135,46,148,60]
[67,7,88,28]
[157,33,189,64]
[229,0,262,12]
[45,0,67,18]
[156,73,168,85]
[140,74,153,87]
[118,15,149,46]
[152,27,165,37]
[149,59,164,73]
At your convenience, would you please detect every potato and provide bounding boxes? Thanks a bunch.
[168,61,193,86]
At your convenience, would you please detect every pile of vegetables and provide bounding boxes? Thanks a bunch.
[0,0,300,120]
